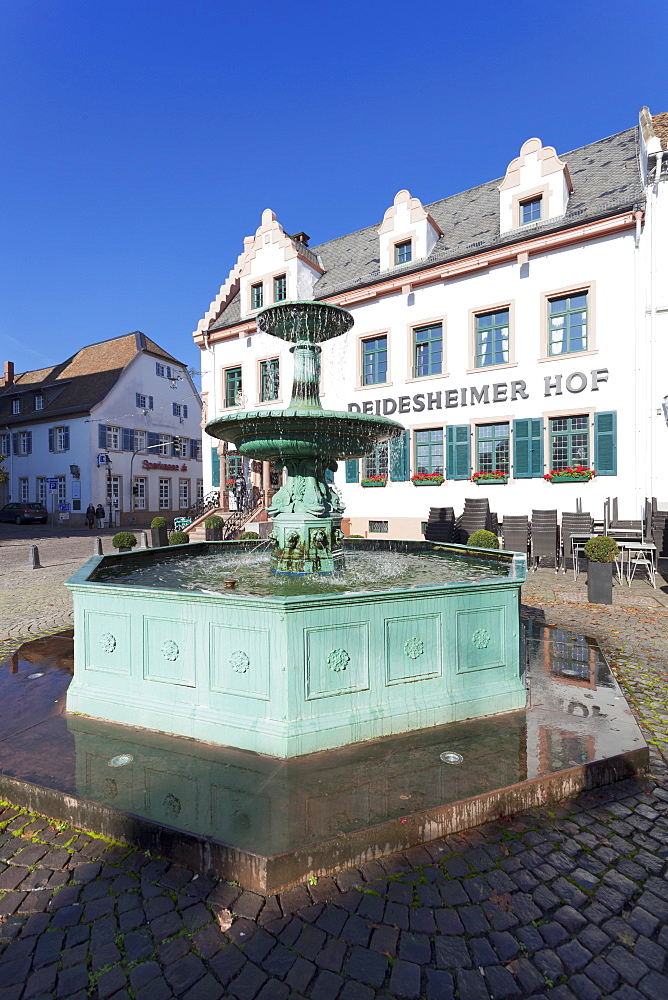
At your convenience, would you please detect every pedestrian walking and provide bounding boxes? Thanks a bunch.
[95,503,105,528]
[233,474,246,511]
[85,504,96,529]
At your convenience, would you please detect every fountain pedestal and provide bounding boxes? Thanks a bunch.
[270,514,344,574]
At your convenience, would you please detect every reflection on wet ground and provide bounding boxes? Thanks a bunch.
[0,622,646,861]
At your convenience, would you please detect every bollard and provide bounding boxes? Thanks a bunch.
[139,531,148,549]
[94,537,103,556]
[29,544,42,569]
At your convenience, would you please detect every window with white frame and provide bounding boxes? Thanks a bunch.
[0,433,9,456]
[134,430,147,453]
[363,442,389,479]
[196,480,203,501]
[158,434,171,456]
[19,478,29,502]
[55,426,68,452]
[136,393,153,409]
[106,426,120,450]
[11,398,20,414]
[56,476,66,502]
[175,437,188,459]
[18,431,32,455]
[36,478,47,504]
[159,478,171,509]
[155,362,173,379]
[133,477,146,510]
[34,394,44,410]
[476,423,510,475]
[179,479,190,508]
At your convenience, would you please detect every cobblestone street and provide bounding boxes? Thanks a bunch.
[1,532,667,999]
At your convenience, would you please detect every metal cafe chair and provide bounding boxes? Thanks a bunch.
[626,541,658,589]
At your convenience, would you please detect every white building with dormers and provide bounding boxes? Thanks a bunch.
[193,107,668,540]
[0,333,203,528]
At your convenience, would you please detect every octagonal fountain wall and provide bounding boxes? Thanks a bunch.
[65,539,526,758]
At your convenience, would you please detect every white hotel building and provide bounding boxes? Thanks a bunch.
[194,107,668,539]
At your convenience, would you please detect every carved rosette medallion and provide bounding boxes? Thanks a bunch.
[99,633,116,654]
[161,639,180,661]
[472,628,491,649]
[327,648,350,672]
[230,650,250,674]
[404,636,424,659]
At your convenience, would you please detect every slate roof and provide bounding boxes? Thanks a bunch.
[209,126,643,333]
[0,332,185,427]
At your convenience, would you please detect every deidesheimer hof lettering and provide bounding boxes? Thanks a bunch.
[347,369,609,415]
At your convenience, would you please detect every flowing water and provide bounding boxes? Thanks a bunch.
[95,548,509,598]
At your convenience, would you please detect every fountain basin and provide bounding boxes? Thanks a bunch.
[66,540,526,758]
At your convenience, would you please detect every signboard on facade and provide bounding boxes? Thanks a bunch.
[47,479,58,490]
[98,454,109,465]
[71,481,81,499]
[59,512,70,521]
[347,368,610,416]
[59,503,70,512]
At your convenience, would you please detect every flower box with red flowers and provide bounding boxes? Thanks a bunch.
[544,466,595,483]
[471,471,508,485]
[360,476,388,488]
[410,473,445,486]
[225,479,236,490]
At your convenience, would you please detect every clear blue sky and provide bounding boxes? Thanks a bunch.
[1,0,665,379]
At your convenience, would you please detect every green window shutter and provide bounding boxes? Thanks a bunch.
[389,430,410,481]
[211,447,220,487]
[594,411,617,475]
[446,425,470,480]
[513,418,543,478]
[345,459,359,483]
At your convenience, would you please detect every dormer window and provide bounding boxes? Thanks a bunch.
[274,275,287,302]
[395,240,412,265]
[251,283,264,309]
[520,196,542,224]
[11,398,20,415]
[34,394,44,410]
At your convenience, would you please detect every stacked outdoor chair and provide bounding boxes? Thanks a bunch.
[561,511,594,576]
[424,507,456,543]
[530,509,559,571]
[456,497,496,544]
[501,515,530,557]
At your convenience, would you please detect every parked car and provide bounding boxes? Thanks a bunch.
[0,502,49,524]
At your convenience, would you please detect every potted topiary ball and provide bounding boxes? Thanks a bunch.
[466,529,500,550]
[150,516,169,548]
[168,531,190,546]
[204,514,224,541]
[583,536,619,605]
[112,531,137,553]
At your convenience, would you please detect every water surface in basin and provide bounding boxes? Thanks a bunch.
[94,548,509,598]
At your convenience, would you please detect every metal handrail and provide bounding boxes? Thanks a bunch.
[222,494,265,540]
[186,490,220,522]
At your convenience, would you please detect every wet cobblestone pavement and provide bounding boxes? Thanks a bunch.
[0,539,667,999]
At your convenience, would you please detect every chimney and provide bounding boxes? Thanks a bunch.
[3,362,14,387]
[291,232,310,247]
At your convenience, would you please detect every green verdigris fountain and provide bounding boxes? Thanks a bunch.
[206,301,404,572]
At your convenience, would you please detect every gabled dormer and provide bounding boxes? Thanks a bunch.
[498,138,573,235]
[377,190,442,271]
[193,210,324,339]
[238,210,323,319]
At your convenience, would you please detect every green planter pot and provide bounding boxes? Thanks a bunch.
[548,476,592,483]
[361,481,387,488]
[474,477,508,485]
[412,479,444,487]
